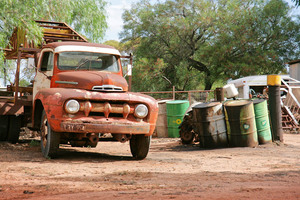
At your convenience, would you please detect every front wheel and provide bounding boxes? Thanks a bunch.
[130,135,151,160]
[40,110,60,158]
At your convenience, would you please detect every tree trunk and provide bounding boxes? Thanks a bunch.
[204,73,213,90]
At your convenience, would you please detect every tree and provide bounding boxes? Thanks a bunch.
[0,0,108,86]
[292,0,300,6]
[121,0,300,90]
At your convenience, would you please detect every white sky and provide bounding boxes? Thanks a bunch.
[103,0,300,42]
[103,0,140,42]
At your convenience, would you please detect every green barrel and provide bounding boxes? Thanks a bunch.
[252,99,272,144]
[193,102,228,148]
[166,100,190,138]
[224,100,258,147]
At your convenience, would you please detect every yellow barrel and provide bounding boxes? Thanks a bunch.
[267,75,281,86]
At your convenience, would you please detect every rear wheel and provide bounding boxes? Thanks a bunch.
[40,110,60,158]
[130,135,151,160]
[7,115,23,144]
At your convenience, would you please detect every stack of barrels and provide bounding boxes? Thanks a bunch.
[164,75,280,147]
[192,99,272,148]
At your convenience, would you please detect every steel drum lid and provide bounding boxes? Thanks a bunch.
[224,100,252,107]
[193,102,222,109]
[252,98,265,105]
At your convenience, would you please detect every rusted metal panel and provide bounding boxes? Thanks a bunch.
[34,88,158,136]
[60,120,150,134]
[51,71,128,91]
[193,102,228,148]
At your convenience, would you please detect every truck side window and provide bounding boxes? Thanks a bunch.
[40,52,53,71]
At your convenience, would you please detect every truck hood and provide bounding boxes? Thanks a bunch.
[51,71,128,92]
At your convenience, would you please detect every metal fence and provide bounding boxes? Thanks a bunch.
[139,89,215,104]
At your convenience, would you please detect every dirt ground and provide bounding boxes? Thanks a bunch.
[0,133,300,200]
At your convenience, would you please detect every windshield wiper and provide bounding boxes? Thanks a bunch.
[75,59,90,70]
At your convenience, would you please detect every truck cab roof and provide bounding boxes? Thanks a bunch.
[43,42,121,56]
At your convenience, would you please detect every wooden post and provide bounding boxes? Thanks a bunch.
[188,92,191,104]
[14,49,22,104]
[216,87,224,102]
[128,53,133,92]
[172,86,175,100]
[3,60,7,86]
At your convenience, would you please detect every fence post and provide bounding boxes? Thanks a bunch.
[172,86,175,100]
[188,92,191,104]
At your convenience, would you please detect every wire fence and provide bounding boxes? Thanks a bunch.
[139,89,215,104]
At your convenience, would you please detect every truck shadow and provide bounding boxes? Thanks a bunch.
[15,139,135,163]
[55,148,134,163]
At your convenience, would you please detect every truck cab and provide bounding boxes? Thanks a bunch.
[32,42,158,159]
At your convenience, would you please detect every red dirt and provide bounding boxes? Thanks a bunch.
[0,133,300,199]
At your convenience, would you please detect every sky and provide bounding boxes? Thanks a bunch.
[103,0,140,42]
[103,0,300,42]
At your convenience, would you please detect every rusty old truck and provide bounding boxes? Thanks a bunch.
[1,21,158,159]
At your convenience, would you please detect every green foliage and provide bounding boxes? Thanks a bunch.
[0,0,107,86]
[292,0,300,6]
[104,40,125,52]
[121,0,300,91]
[0,0,107,45]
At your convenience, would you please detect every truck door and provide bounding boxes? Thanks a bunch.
[33,49,54,100]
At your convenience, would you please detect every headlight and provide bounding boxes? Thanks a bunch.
[65,99,80,114]
[134,104,148,118]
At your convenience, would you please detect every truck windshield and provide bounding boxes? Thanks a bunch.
[58,52,119,72]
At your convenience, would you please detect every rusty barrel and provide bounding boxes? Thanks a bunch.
[166,100,190,138]
[252,99,272,144]
[193,102,227,148]
[224,100,258,147]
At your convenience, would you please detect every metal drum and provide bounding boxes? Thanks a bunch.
[166,100,190,138]
[224,100,258,147]
[252,99,272,144]
[193,102,227,148]
[155,100,170,138]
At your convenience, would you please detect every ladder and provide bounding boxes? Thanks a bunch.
[281,77,300,131]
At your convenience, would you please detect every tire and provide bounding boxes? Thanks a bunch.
[179,111,195,144]
[180,129,195,144]
[0,116,9,141]
[7,115,22,144]
[130,135,151,160]
[40,110,60,158]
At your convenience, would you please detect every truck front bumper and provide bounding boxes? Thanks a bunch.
[60,120,150,134]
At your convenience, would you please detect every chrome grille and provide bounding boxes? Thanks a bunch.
[79,101,134,119]
[92,85,123,92]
